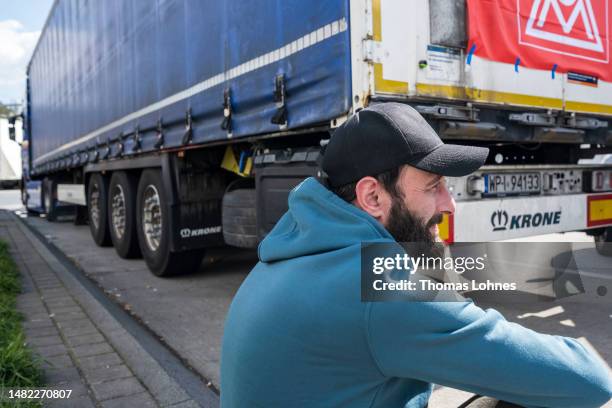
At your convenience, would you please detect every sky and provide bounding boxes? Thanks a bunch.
[0,0,55,105]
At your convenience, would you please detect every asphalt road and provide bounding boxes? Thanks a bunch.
[0,188,21,211]
[2,190,610,407]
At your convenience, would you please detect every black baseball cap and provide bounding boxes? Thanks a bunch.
[321,103,490,187]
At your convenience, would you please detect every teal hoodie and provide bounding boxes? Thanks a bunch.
[221,177,612,407]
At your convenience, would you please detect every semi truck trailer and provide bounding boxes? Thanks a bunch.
[17,0,612,276]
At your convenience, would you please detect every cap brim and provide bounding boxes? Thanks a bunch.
[409,144,490,177]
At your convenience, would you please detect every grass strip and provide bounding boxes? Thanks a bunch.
[0,240,43,407]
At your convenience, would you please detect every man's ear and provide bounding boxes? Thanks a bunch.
[354,177,391,222]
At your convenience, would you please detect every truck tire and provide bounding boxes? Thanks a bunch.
[136,169,204,277]
[222,188,258,248]
[43,178,58,221]
[87,173,112,246]
[594,227,612,257]
[108,171,141,259]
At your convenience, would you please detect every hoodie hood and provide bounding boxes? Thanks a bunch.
[258,177,393,263]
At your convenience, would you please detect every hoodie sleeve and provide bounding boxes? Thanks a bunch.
[366,300,612,408]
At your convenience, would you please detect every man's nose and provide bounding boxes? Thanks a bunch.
[438,184,456,215]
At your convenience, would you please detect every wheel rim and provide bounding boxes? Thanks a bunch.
[90,183,100,230]
[111,184,126,240]
[142,185,162,252]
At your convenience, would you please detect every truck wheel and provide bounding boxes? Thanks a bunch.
[87,173,112,246]
[43,178,58,221]
[136,169,204,277]
[222,188,258,248]
[594,227,612,257]
[108,171,141,259]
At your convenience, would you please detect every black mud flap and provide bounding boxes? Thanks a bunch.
[161,152,230,252]
[254,147,322,240]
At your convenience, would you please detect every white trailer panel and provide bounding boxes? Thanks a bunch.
[0,118,22,184]
[362,0,612,115]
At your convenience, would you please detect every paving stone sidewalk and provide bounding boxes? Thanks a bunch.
[0,210,211,408]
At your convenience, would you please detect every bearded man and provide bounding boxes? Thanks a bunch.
[221,103,612,408]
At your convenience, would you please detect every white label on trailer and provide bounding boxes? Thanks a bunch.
[57,184,86,206]
[454,193,592,241]
[426,45,461,82]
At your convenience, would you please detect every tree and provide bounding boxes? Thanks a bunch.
[0,102,19,118]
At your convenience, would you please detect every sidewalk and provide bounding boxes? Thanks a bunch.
[0,210,218,408]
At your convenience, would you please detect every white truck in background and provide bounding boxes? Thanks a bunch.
[0,117,22,189]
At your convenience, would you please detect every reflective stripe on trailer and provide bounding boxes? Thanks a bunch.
[587,193,612,227]
[438,213,454,244]
[441,193,612,242]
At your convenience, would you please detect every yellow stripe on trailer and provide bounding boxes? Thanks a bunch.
[415,83,612,116]
[372,0,382,42]
[371,0,409,95]
[374,63,409,94]
[415,83,564,110]
[565,100,612,115]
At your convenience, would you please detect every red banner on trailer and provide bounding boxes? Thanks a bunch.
[467,0,612,82]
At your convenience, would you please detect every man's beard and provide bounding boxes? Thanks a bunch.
[385,196,444,256]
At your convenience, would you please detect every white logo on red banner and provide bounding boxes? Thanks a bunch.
[518,0,609,62]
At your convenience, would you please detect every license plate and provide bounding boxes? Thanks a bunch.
[484,173,541,195]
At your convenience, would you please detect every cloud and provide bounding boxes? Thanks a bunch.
[0,20,40,103]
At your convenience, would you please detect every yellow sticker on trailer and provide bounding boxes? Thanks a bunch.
[587,194,612,227]
[438,213,454,244]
